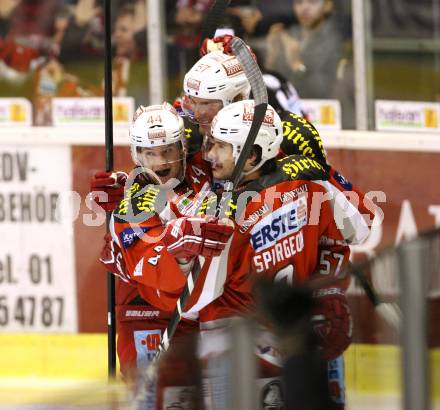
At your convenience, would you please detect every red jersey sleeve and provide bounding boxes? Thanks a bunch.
[111,214,187,311]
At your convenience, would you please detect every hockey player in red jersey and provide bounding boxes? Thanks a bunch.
[198,101,369,409]
[182,49,251,136]
[183,99,368,319]
[92,102,234,409]
[196,33,373,407]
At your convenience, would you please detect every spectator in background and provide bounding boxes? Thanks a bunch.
[58,0,145,62]
[265,0,342,99]
[0,0,60,84]
[30,0,148,124]
[111,3,147,99]
[175,0,212,27]
[58,0,104,64]
[226,0,295,38]
[57,0,147,97]
[113,3,146,60]
[172,0,212,76]
[0,0,19,38]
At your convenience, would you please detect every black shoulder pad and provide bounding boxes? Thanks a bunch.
[276,155,329,181]
[113,182,167,224]
[222,155,329,220]
[280,112,328,165]
[183,117,203,156]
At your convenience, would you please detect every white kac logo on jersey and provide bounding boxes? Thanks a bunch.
[250,197,308,252]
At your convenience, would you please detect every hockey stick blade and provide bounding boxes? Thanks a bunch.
[230,37,267,106]
[199,0,231,49]
[350,267,401,330]
[375,302,402,330]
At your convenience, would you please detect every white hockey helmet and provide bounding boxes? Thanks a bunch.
[129,102,186,185]
[183,51,251,108]
[210,100,283,173]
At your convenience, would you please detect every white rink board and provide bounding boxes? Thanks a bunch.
[0,145,77,333]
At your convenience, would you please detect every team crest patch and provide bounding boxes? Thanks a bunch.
[260,379,284,409]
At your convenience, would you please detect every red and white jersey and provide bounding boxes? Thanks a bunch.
[108,152,211,321]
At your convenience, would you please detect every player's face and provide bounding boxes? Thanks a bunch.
[293,0,331,29]
[187,95,223,136]
[204,136,235,180]
[137,142,184,184]
[113,14,135,49]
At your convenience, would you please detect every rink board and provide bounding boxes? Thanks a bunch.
[0,334,439,396]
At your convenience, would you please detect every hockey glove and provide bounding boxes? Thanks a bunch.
[162,216,234,259]
[90,171,127,212]
[311,287,352,361]
[200,34,257,60]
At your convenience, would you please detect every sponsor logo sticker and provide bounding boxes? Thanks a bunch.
[250,198,308,252]
[148,129,166,140]
[242,103,275,125]
[119,226,150,249]
[332,171,352,191]
[222,57,243,76]
[134,329,162,365]
[187,78,201,91]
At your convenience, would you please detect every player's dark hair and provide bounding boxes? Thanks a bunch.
[251,145,277,175]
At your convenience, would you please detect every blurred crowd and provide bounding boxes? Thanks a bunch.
[0,0,354,126]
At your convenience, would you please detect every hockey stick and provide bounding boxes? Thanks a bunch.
[103,0,116,378]
[365,227,440,330]
[349,264,401,330]
[199,0,231,49]
[129,38,267,410]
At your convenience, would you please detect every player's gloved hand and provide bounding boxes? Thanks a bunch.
[200,34,234,56]
[200,35,256,60]
[90,171,128,212]
[99,233,134,285]
[311,287,352,361]
[162,216,234,259]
